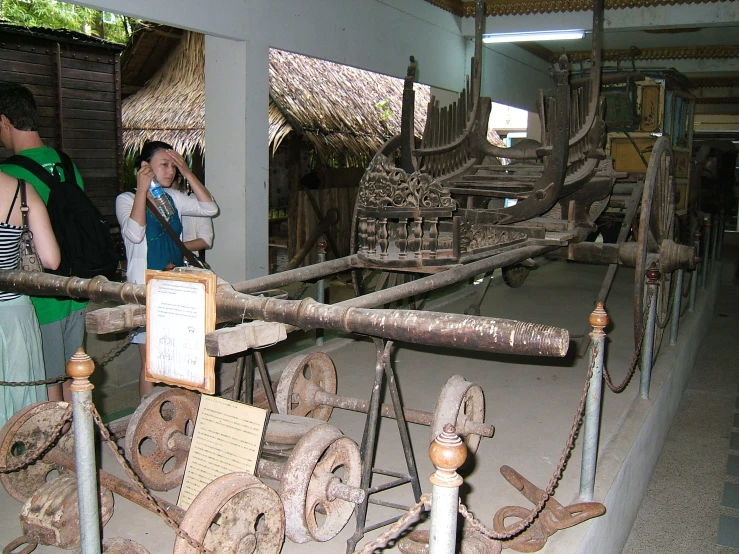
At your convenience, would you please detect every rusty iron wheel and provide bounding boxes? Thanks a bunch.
[279,424,361,543]
[502,264,530,288]
[124,388,200,491]
[430,375,486,454]
[275,352,337,421]
[173,472,284,554]
[633,136,675,355]
[0,401,74,502]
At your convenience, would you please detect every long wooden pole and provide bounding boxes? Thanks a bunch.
[0,270,569,357]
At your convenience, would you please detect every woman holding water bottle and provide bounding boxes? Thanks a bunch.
[116,141,218,398]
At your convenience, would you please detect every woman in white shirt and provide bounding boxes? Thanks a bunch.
[115,141,218,398]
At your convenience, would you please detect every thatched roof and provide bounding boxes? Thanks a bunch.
[123,31,504,164]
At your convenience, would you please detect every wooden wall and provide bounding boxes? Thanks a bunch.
[0,27,123,224]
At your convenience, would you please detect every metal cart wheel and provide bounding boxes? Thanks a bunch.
[0,401,74,502]
[275,352,337,421]
[430,375,486,454]
[173,472,284,554]
[502,264,531,288]
[279,424,362,543]
[124,388,200,491]
[633,136,676,355]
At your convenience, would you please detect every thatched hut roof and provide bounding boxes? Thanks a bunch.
[123,31,504,164]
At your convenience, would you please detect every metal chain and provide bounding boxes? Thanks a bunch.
[92,330,136,368]
[0,403,72,473]
[458,351,595,542]
[0,375,67,387]
[353,495,431,554]
[90,404,213,554]
[0,331,133,388]
[603,286,653,393]
[656,277,675,330]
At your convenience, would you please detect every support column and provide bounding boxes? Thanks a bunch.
[205,36,270,282]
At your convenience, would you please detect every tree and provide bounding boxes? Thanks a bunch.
[0,0,136,44]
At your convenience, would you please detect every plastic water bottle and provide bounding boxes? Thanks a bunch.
[149,178,174,219]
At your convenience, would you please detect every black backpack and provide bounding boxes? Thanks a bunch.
[1,149,119,280]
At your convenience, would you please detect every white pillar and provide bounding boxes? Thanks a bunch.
[205,36,270,282]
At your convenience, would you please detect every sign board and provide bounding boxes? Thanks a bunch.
[178,395,269,510]
[145,269,217,394]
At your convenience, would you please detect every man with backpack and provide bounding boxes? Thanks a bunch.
[0,81,117,402]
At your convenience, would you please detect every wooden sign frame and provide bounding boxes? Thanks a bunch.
[145,269,217,394]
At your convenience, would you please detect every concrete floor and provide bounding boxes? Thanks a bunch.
[0,237,732,554]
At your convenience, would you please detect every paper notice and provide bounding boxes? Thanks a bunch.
[178,395,269,510]
[148,278,206,385]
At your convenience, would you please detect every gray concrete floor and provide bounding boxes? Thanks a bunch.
[622,237,739,554]
[0,239,731,554]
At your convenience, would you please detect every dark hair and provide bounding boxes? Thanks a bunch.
[135,141,173,170]
[0,81,39,131]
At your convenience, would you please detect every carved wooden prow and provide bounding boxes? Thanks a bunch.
[400,56,417,173]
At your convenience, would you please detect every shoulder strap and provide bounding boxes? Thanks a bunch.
[5,180,21,224]
[145,198,204,268]
[1,155,56,190]
[19,180,30,230]
[52,148,79,186]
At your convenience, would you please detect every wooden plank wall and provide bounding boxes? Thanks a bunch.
[0,34,122,224]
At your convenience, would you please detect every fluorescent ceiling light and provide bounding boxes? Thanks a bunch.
[482,30,585,43]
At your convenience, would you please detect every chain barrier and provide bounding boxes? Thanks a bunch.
[656,276,675,330]
[602,286,653,393]
[353,495,431,554]
[458,351,594,542]
[0,331,134,388]
[0,403,72,473]
[90,404,212,554]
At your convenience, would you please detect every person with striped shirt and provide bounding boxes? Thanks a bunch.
[0,170,59,427]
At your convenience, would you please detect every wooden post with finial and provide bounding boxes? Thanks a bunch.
[67,347,102,554]
[428,424,467,554]
[580,303,608,501]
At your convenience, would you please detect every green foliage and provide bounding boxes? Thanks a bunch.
[0,0,136,44]
[375,99,393,122]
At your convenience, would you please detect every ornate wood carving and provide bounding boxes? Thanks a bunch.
[357,154,456,210]
[458,223,527,253]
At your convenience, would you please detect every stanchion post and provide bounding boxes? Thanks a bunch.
[718,209,726,261]
[429,424,466,554]
[711,212,720,270]
[640,264,660,400]
[689,229,700,313]
[701,218,710,290]
[579,303,608,502]
[316,237,327,346]
[67,348,102,554]
[669,269,683,346]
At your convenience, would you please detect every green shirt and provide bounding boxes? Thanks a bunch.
[0,146,87,325]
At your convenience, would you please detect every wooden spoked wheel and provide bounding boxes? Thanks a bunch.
[633,136,676,355]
